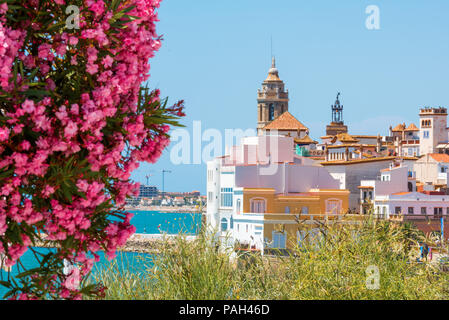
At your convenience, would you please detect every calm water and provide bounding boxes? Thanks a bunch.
[0,210,202,298]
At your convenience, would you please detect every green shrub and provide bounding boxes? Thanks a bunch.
[92,219,449,300]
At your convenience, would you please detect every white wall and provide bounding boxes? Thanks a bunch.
[325,159,394,210]
[234,161,339,194]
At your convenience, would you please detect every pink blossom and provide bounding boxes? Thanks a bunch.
[64,121,78,138]
[0,127,10,142]
[0,0,185,299]
[102,55,113,68]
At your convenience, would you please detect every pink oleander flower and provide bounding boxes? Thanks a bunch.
[0,0,184,300]
[0,127,10,142]
[64,267,80,291]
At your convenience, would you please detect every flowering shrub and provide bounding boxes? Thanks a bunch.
[0,0,184,299]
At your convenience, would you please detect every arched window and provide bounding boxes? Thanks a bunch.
[269,104,275,121]
[236,199,241,215]
[220,218,228,232]
[408,182,414,192]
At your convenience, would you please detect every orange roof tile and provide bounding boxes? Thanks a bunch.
[404,123,419,131]
[294,135,318,144]
[429,153,449,163]
[263,111,308,131]
[332,133,359,144]
[321,156,396,166]
[392,123,406,132]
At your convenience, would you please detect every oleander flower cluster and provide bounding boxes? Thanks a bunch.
[0,0,184,299]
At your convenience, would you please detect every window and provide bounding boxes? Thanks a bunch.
[421,207,427,215]
[250,198,266,213]
[236,199,241,215]
[220,218,228,232]
[382,207,387,216]
[230,216,234,229]
[285,206,290,213]
[272,231,287,249]
[408,207,414,214]
[308,228,323,248]
[395,207,401,214]
[269,104,275,121]
[208,192,213,202]
[297,230,306,248]
[326,200,342,214]
[220,188,233,207]
[246,224,248,233]
[423,131,429,139]
[207,170,213,182]
[434,208,443,219]
[301,206,309,214]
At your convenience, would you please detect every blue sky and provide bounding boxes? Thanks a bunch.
[131,0,449,194]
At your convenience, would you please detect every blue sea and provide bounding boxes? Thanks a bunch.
[0,210,202,299]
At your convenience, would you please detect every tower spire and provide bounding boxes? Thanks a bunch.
[257,56,289,135]
[326,92,348,136]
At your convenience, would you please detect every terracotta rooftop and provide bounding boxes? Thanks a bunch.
[263,111,308,131]
[351,135,379,139]
[321,156,396,166]
[429,153,449,163]
[404,123,419,131]
[392,123,406,132]
[332,133,360,144]
[294,134,318,144]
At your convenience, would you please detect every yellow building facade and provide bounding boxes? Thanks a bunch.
[238,188,350,250]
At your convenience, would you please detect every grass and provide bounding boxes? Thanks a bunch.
[90,218,449,300]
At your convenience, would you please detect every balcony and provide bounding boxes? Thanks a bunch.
[437,172,449,185]
[402,139,419,145]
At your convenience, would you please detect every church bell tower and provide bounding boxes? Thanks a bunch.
[257,57,289,135]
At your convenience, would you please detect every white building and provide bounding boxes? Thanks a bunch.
[414,153,449,186]
[419,107,449,155]
[321,157,395,211]
[206,135,348,251]
[360,165,449,219]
